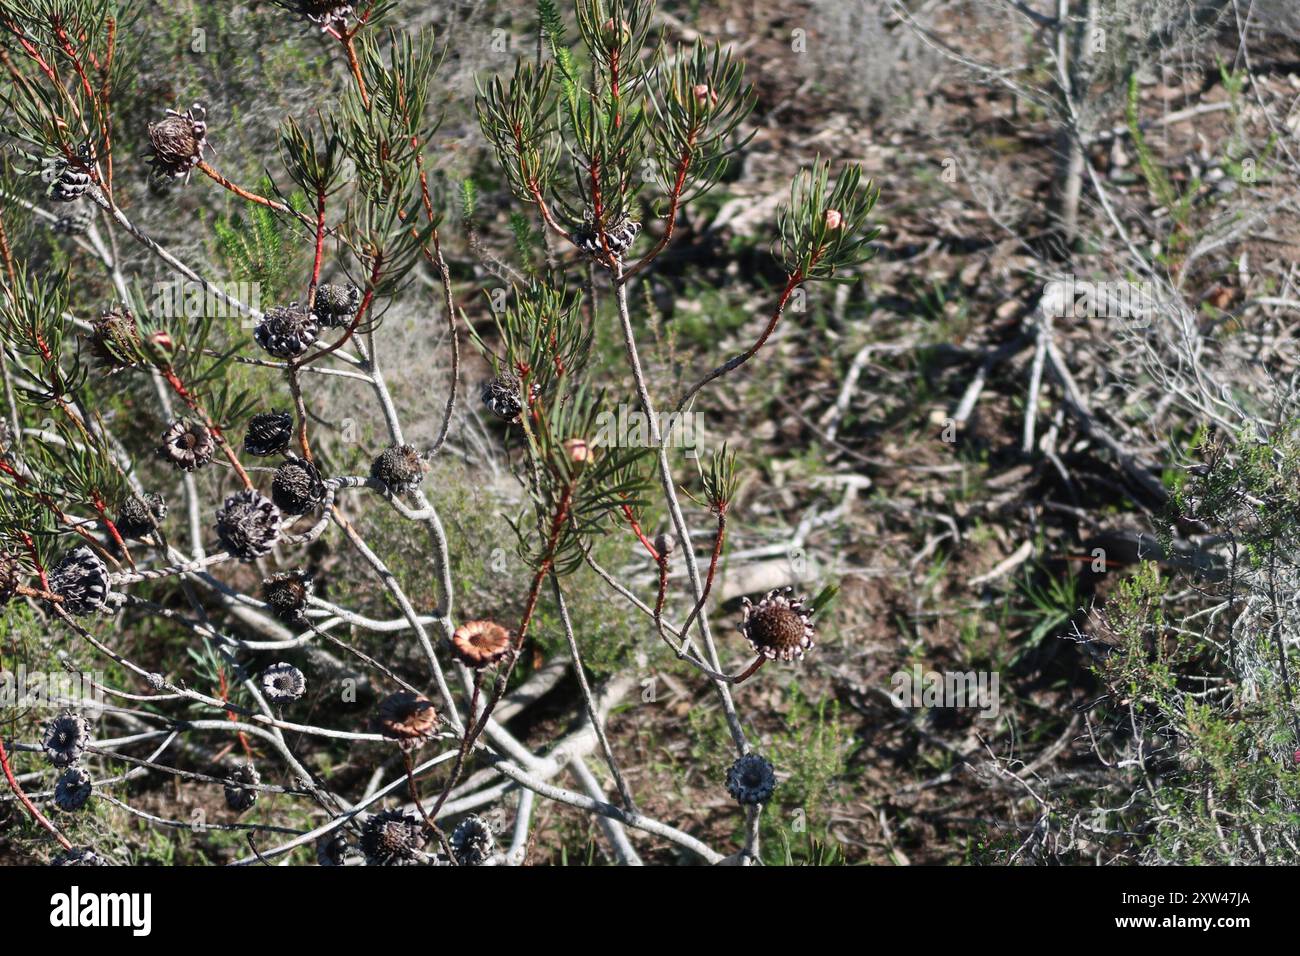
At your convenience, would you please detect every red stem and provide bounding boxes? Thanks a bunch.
[197,162,291,214]
[0,737,73,850]
[675,265,813,411]
[91,492,134,571]
[100,17,115,195]
[308,184,328,299]
[679,508,726,642]
[427,483,575,818]
[625,136,697,280]
[621,503,659,561]
[52,25,94,103]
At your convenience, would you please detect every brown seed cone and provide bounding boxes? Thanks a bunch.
[159,418,216,472]
[147,106,207,178]
[450,620,514,669]
[88,307,142,370]
[740,588,816,662]
[214,489,281,561]
[262,571,313,624]
[374,691,438,744]
[370,444,427,496]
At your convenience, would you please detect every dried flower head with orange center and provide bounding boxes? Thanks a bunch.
[374,691,438,747]
[451,620,514,669]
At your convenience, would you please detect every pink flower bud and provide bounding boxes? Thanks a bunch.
[564,438,592,465]
[692,84,719,106]
[823,208,844,231]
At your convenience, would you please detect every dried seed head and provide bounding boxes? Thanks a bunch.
[0,551,19,606]
[725,753,777,805]
[244,411,294,458]
[263,571,313,624]
[277,0,356,29]
[224,761,261,813]
[48,546,109,616]
[42,711,91,768]
[48,143,95,202]
[146,104,209,180]
[215,489,282,561]
[88,306,142,371]
[480,373,530,423]
[450,620,514,669]
[55,767,93,811]
[739,588,816,662]
[571,215,641,260]
[823,208,844,231]
[360,809,426,865]
[374,691,438,747]
[115,493,167,540]
[254,304,320,359]
[312,283,361,328]
[450,814,495,865]
[271,456,326,515]
[52,206,93,236]
[370,444,427,496]
[159,418,215,472]
[260,662,306,704]
[317,832,365,867]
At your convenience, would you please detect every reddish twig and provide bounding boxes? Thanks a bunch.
[0,736,73,851]
[99,17,115,194]
[675,267,809,412]
[624,137,696,280]
[90,491,135,572]
[339,33,369,108]
[426,483,575,820]
[679,507,726,643]
[197,161,293,215]
[621,502,660,562]
[308,183,328,301]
